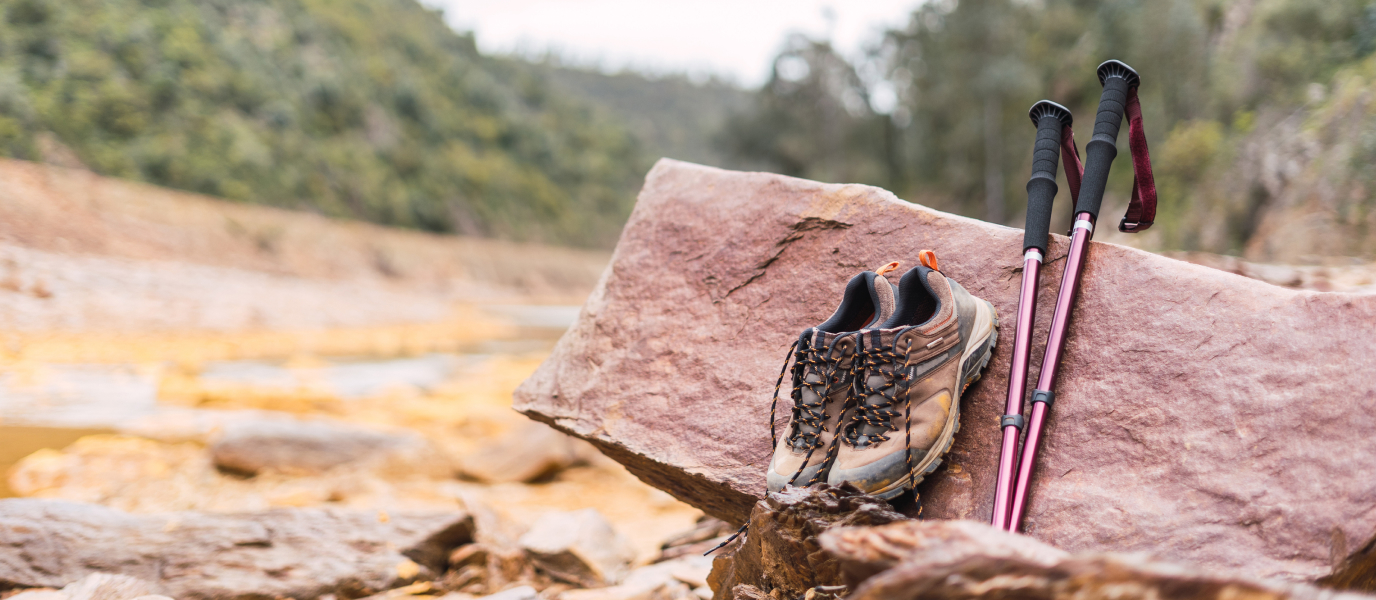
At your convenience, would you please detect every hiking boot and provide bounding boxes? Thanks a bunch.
[827,252,998,499]
[765,266,899,493]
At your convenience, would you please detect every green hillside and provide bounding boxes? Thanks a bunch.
[722,0,1376,259]
[0,0,648,247]
[541,64,752,169]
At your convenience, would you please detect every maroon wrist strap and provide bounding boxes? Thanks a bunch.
[1119,87,1157,232]
[1060,126,1083,206]
[1057,93,1155,232]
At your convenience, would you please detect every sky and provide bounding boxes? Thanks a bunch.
[418,0,921,87]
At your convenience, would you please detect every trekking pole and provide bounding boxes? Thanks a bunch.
[1006,60,1141,532]
[990,100,1076,531]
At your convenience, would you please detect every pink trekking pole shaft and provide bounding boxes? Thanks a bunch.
[990,100,1072,530]
[1006,60,1139,532]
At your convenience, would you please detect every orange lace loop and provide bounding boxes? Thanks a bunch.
[918,250,939,272]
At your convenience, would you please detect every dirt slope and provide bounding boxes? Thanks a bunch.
[0,158,610,336]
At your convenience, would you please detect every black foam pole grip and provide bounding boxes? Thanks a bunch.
[1075,60,1140,219]
[1024,112,1063,253]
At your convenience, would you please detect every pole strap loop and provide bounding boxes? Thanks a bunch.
[1060,125,1082,210]
[1058,86,1157,233]
[1119,87,1157,232]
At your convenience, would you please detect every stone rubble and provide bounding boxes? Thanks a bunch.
[518,509,638,587]
[655,517,734,562]
[478,586,540,600]
[560,556,714,600]
[706,487,1376,600]
[707,485,906,600]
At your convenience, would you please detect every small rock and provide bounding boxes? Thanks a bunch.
[395,559,421,580]
[482,586,539,600]
[460,421,595,484]
[441,543,538,595]
[669,564,709,589]
[656,517,733,563]
[560,557,709,600]
[450,544,490,569]
[209,418,449,477]
[6,590,67,600]
[519,509,636,587]
[60,573,160,600]
[115,409,297,444]
[352,582,436,600]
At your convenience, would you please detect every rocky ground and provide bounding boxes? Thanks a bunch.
[2,159,1374,600]
[0,159,714,600]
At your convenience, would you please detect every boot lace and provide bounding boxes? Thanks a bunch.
[768,337,849,485]
[844,342,906,446]
[843,339,917,490]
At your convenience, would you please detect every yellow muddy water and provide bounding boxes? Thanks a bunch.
[0,308,701,562]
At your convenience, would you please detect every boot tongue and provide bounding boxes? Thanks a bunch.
[850,363,899,442]
[788,331,852,449]
[811,331,858,361]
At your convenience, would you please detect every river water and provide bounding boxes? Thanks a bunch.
[0,304,580,493]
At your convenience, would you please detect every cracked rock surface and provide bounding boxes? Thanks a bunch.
[830,520,1373,600]
[707,484,906,600]
[513,159,1376,582]
[0,499,473,600]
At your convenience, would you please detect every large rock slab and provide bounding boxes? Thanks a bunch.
[513,159,1376,582]
[827,520,1372,600]
[0,499,473,599]
[820,515,1067,590]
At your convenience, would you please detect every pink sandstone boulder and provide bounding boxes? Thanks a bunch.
[513,159,1376,582]
[823,519,1373,600]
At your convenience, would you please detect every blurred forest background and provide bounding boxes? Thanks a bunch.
[1,0,1375,261]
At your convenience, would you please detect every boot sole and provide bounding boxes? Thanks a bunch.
[868,299,998,500]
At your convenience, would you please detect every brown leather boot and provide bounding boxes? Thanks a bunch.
[766,266,898,493]
[827,253,998,499]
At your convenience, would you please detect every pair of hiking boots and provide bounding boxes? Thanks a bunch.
[766,252,999,500]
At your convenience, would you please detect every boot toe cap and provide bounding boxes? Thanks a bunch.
[767,457,827,493]
[826,449,911,499]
